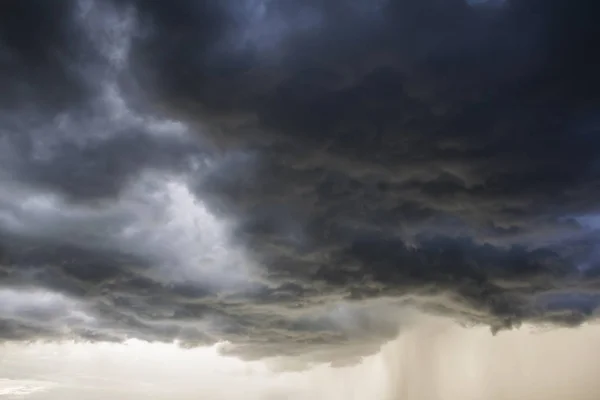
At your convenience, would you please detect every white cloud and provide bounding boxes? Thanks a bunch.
[0,380,54,398]
[115,172,259,287]
[0,171,257,288]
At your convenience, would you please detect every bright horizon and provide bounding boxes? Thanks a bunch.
[1,316,600,399]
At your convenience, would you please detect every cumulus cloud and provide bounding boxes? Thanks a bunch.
[0,0,599,364]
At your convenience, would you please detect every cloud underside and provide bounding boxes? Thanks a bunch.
[0,0,599,362]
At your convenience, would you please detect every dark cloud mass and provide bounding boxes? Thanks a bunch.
[0,0,599,362]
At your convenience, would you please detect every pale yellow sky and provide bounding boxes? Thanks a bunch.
[3,316,600,400]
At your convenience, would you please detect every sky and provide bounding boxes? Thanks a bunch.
[0,0,599,398]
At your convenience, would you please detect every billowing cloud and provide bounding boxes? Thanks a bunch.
[0,0,599,364]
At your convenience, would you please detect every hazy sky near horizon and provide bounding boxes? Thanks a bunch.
[0,0,599,397]
[3,317,600,399]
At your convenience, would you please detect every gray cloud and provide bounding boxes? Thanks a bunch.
[0,0,599,363]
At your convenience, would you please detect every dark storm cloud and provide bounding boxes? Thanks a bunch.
[0,0,94,113]
[140,0,600,330]
[0,0,600,363]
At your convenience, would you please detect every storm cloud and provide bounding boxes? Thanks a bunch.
[0,0,599,363]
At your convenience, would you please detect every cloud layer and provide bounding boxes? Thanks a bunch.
[0,0,599,362]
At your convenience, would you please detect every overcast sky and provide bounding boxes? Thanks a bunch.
[0,0,599,398]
